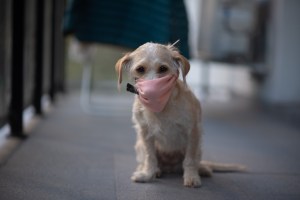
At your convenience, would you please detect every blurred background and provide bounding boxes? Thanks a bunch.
[64,0,300,125]
[0,0,299,136]
[0,0,299,139]
[0,0,300,199]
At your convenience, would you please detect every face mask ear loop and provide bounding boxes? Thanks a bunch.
[126,83,139,95]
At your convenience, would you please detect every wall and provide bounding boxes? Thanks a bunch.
[261,0,300,104]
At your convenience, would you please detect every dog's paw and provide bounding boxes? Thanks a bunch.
[131,171,155,183]
[183,174,201,188]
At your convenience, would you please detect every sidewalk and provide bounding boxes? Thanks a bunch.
[0,91,299,200]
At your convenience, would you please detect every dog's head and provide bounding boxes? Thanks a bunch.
[115,42,190,88]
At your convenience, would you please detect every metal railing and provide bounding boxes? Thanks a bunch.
[0,0,65,138]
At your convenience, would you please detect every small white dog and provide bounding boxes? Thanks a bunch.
[116,42,245,187]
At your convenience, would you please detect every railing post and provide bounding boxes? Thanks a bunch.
[33,0,45,115]
[9,0,26,138]
[50,0,66,97]
[50,0,57,102]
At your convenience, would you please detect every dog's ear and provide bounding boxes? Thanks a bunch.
[169,47,190,84]
[115,53,131,90]
[175,53,190,83]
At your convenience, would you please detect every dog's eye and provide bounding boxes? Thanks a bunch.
[136,66,145,74]
[158,65,168,73]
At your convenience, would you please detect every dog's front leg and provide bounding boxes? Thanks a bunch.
[131,132,159,183]
[183,125,201,187]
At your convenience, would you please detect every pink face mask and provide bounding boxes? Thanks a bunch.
[135,74,178,113]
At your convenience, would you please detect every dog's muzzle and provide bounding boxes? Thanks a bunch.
[127,74,178,113]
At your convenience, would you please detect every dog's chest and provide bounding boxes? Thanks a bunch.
[147,111,192,152]
[133,88,199,152]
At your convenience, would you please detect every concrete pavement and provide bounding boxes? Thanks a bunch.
[0,92,299,199]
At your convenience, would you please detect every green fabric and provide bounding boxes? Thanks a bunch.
[64,0,190,58]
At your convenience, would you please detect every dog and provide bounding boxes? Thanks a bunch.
[115,42,245,187]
